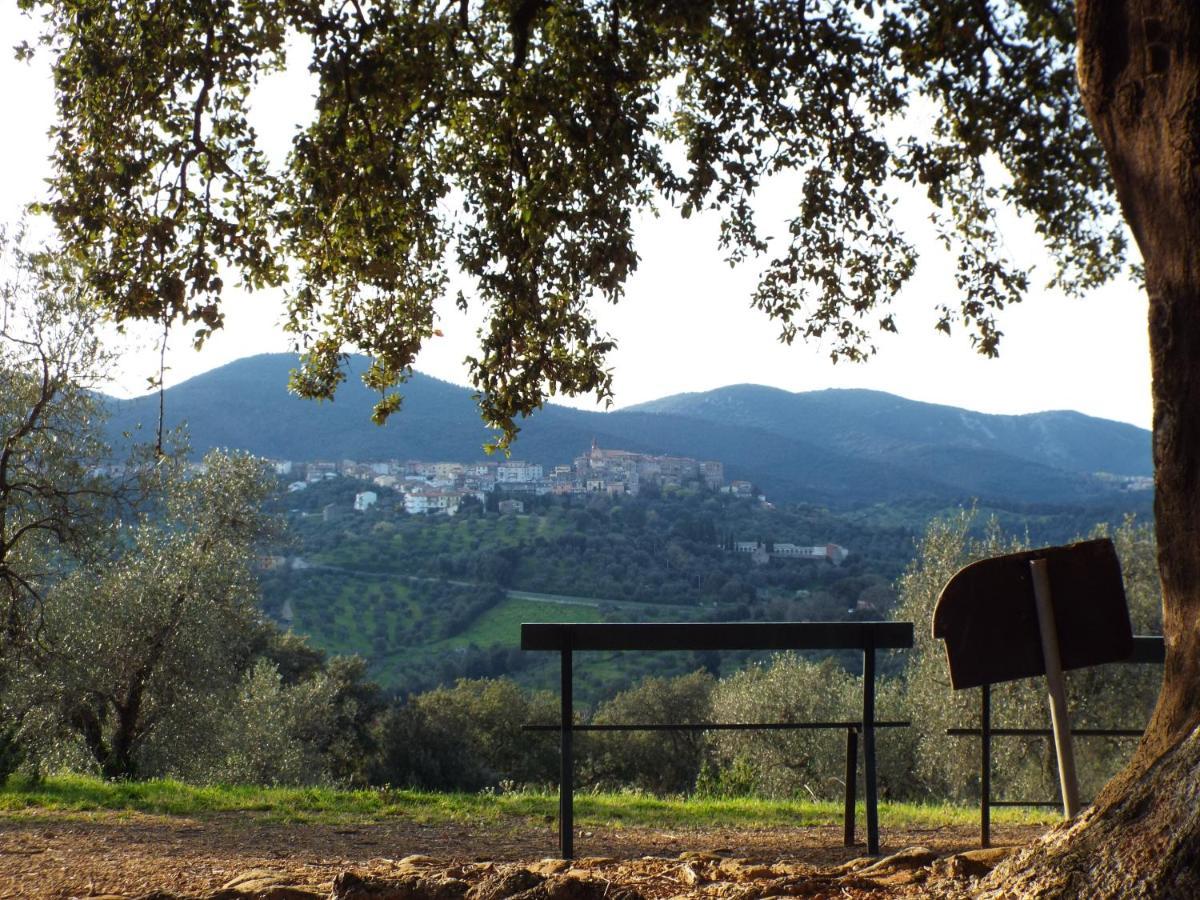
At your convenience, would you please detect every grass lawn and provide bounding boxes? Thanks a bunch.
[0,774,1056,830]
[441,597,604,650]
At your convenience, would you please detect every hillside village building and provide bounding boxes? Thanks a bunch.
[496,461,544,486]
[306,461,339,482]
[724,480,756,497]
[403,488,481,516]
[573,440,724,495]
[733,541,850,565]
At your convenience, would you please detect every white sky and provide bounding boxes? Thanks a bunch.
[0,8,1153,429]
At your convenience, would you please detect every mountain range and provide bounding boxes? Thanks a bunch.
[103,353,1152,508]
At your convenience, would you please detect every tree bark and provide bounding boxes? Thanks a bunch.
[1077,0,1200,773]
[978,1,1200,894]
[104,697,141,780]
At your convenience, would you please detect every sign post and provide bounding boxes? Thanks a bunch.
[1029,558,1080,818]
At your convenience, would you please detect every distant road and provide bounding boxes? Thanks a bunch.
[505,589,601,608]
[294,560,475,588]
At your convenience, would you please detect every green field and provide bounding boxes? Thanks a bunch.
[439,597,604,649]
[443,591,715,650]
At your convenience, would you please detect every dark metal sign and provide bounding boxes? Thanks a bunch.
[932,538,1133,690]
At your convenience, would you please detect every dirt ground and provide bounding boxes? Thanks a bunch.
[0,810,1047,899]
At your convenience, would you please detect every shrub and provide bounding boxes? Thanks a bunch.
[707,654,861,800]
[156,659,338,786]
[582,671,715,794]
[372,678,558,791]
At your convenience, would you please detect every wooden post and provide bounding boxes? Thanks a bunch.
[843,727,858,847]
[1029,559,1081,819]
[559,646,574,859]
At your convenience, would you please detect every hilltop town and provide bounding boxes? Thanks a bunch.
[270,442,852,570]
[277,440,757,516]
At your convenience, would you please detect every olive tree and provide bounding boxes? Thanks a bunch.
[162,657,340,786]
[7,451,277,779]
[20,0,1200,887]
[0,228,120,777]
[0,229,116,651]
[708,654,861,801]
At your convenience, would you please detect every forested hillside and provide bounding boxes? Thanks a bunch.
[630,385,1152,478]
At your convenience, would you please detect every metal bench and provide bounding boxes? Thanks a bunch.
[521,620,913,858]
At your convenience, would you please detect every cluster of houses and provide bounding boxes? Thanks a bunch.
[276,441,734,517]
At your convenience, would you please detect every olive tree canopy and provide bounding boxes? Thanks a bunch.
[0,230,115,647]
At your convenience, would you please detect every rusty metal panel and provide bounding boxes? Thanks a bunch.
[932,538,1133,690]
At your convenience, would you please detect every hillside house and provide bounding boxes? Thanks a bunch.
[307,462,339,482]
[497,461,544,483]
[432,462,466,481]
[701,460,724,488]
[733,541,851,565]
[404,489,466,516]
[723,480,755,497]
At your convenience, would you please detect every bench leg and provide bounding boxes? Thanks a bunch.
[843,727,858,846]
[863,644,879,856]
[981,683,991,849]
[559,647,574,859]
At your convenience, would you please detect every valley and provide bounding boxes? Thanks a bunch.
[98,354,1157,702]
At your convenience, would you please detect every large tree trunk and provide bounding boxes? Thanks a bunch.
[979,2,1200,894]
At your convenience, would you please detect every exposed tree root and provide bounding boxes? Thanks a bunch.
[975,725,1200,898]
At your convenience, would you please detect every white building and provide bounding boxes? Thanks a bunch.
[733,541,850,565]
[403,489,464,516]
[432,462,466,481]
[496,461,543,483]
[354,491,378,512]
[771,543,827,560]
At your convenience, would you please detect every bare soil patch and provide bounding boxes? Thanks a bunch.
[0,809,1047,899]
